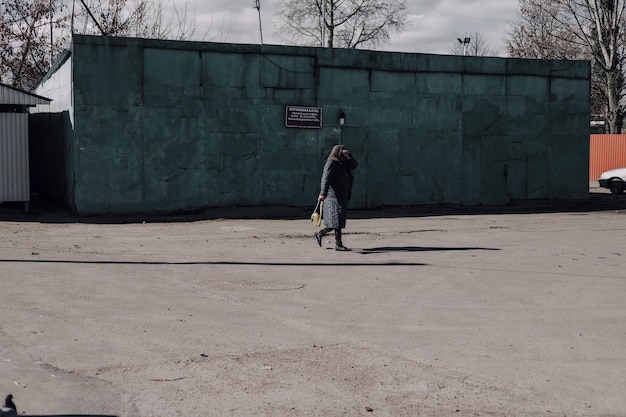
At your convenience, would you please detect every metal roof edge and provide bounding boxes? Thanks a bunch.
[0,82,52,105]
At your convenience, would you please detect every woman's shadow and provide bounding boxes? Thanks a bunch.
[22,415,117,417]
[356,246,499,254]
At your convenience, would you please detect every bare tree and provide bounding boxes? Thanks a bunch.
[506,0,626,133]
[1,0,201,91]
[141,0,199,40]
[450,31,497,56]
[71,0,198,40]
[274,0,408,49]
[0,0,67,91]
[506,0,585,59]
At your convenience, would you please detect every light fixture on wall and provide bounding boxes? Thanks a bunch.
[338,110,346,127]
[337,110,346,144]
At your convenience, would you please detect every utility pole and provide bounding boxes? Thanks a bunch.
[321,0,327,47]
[50,0,53,64]
[254,0,263,45]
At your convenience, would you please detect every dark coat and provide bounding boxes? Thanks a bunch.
[320,156,358,228]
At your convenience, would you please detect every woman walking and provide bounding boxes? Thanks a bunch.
[314,145,358,251]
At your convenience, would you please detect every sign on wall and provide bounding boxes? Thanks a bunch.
[285,106,322,128]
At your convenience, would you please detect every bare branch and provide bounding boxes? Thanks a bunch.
[506,0,626,132]
[449,31,497,56]
[274,0,407,49]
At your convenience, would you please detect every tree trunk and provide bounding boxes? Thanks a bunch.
[326,0,334,48]
[606,69,624,133]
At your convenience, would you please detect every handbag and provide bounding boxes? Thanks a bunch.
[310,200,323,227]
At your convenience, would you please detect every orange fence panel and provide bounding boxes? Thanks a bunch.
[589,134,626,179]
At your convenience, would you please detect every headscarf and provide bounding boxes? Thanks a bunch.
[327,144,345,161]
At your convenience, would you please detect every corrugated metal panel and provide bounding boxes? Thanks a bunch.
[589,134,626,179]
[0,113,30,202]
[0,83,51,106]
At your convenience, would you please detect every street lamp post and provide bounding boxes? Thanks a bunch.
[457,37,471,56]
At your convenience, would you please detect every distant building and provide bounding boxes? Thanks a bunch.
[590,120,606,134]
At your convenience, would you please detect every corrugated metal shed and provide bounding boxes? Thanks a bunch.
[0,83,51,106]
[0,83,51,210]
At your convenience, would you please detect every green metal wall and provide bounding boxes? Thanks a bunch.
[42,34,591,214]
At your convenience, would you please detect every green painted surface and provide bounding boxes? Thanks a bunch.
[40,34,591,214]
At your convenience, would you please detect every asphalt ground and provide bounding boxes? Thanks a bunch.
[0,183,625,417]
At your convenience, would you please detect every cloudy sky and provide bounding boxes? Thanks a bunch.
[175,0,521,57]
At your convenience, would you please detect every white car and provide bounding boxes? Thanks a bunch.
[598,167,626,194]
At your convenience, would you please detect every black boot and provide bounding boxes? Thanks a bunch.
[334,228,350,251]
[314,232,322,247]
[314,228,333,248]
